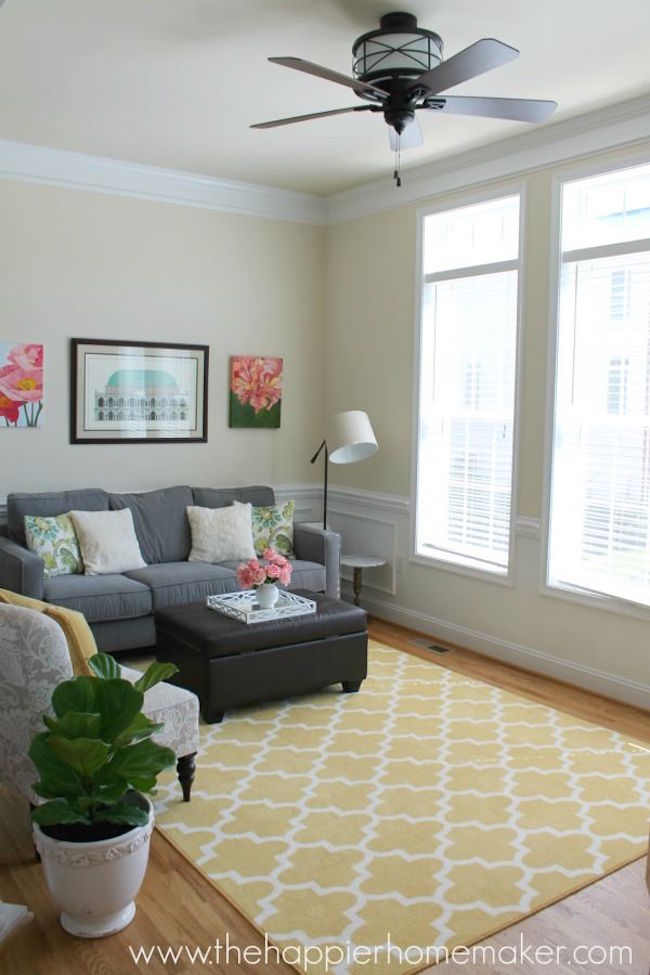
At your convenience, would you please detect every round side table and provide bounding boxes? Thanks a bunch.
[340,555,387,606]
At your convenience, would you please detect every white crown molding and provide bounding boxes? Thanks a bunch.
[2,94,650,227]
[360,592,650,710]
[324,93,650,224]
[0,139,326,226]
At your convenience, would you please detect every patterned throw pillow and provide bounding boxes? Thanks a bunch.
[251,500,296,558]
[24,513,83,579]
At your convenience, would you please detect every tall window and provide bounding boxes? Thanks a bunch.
[415,194,521,575]
[548,162,650,607]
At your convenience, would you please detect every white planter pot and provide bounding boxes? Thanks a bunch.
[257,583,279,609]
[33,797,154,938]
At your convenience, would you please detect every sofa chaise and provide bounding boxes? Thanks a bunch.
[0,485,340,654]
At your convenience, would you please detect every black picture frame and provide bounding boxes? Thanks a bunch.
[70,338,209,444]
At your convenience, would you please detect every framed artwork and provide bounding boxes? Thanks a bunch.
[0,342,44,428]
[71,339,209,444]
[229,355,283,429]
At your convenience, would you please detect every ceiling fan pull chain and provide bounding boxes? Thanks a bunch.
[393,136,402,188]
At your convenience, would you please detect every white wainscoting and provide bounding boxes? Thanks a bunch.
[2,482,648,707]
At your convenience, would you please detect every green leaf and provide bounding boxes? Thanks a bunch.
[43,710,103,739]
[52,676,98,718]
[106,740,176,783]
[89,653,122,680]
[133,661,179,694]
[114,712,163,748]
[29,733,84,799]
[75,783,128,808]
[96,804,149,828]
[95,679,144,740]
[32,800,91,827]
[48,736,111,777]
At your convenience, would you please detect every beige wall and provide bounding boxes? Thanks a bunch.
[325,143,650,696]
[0,180,325,494]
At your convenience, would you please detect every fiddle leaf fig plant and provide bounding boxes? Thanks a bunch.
[30,653,178,829]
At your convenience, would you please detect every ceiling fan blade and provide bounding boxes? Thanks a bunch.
[269,57,386,98]
[436,95,557,123]
[251,105,372,129]
[409,38,518,96]
[389,117,423,150]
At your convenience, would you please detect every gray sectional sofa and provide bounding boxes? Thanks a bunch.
[0,485,340,653]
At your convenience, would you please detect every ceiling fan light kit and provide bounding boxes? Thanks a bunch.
[252,11,557,187]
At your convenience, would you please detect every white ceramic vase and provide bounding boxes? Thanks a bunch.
[257,583,279,610]
[33,797,154,938]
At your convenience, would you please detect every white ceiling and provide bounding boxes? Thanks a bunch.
[1,0,649,196]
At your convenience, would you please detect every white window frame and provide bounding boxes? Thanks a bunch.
[541,154,650,622]
[411,183,526,585]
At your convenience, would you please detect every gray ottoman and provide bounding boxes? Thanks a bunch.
[155,592,368,722]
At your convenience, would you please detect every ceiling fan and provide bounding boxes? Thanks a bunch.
[252,11,557,185]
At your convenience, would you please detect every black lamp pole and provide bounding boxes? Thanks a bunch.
[310,438,329,530]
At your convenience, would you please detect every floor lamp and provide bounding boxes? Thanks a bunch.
[310,410,378,530]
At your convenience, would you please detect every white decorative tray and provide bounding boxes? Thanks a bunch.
[206,589,317,625]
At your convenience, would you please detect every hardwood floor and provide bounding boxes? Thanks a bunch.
[1,616,648,974]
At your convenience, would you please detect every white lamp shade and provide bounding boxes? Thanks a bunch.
[327,411,378,465]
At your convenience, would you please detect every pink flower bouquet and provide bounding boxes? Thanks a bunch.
[236,548,292,590]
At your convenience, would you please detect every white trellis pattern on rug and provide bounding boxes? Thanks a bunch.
[154,644,650,975]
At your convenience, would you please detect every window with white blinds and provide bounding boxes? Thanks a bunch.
[548,162,650,607]
[415,195,521,575]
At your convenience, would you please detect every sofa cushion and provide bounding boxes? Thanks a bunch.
[108,485,193,564]
[7,489,108,546]
[124,562,239,611]
[220,559,326,593]
[192,485,275,509]
[44,573,152,623]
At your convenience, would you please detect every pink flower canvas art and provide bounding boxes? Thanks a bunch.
[229,355,283,428]
[0,342,44,427]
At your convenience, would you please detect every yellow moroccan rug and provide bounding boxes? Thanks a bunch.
[154,642,650,975]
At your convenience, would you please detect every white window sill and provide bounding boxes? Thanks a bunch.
[411,549,514,587]
[542,581,650,622]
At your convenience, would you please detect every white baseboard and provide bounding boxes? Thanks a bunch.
[362,592,650,711]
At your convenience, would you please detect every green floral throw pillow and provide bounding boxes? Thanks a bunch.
[24,513,83,579]
[251,500,296,558]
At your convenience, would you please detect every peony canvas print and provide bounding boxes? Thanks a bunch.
[0,342,44,427]
[229,355,283,428]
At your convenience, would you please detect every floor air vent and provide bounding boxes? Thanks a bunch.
[409,639,454,654]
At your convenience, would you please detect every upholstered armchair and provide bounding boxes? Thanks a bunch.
[0,603,199,805]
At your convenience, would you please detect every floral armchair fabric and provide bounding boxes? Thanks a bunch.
[0,604,199,804]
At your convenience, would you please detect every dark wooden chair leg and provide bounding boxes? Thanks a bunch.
[342,679,363,693]
[177,753,196,802]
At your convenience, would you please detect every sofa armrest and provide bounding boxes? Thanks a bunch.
[0,537,45,599]
[293,524,341,598]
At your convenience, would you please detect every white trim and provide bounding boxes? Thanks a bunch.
[362,592,650,710]
[424,257,519,284]
[562,236,650,264]
[1,96,650,227]
[515,516,541,539]
[327,484,410,515]
[324,94,650,225]
[0,139,326,226]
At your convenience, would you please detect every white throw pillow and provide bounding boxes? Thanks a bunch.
[186,503,256,563]
[69,508,147,576]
